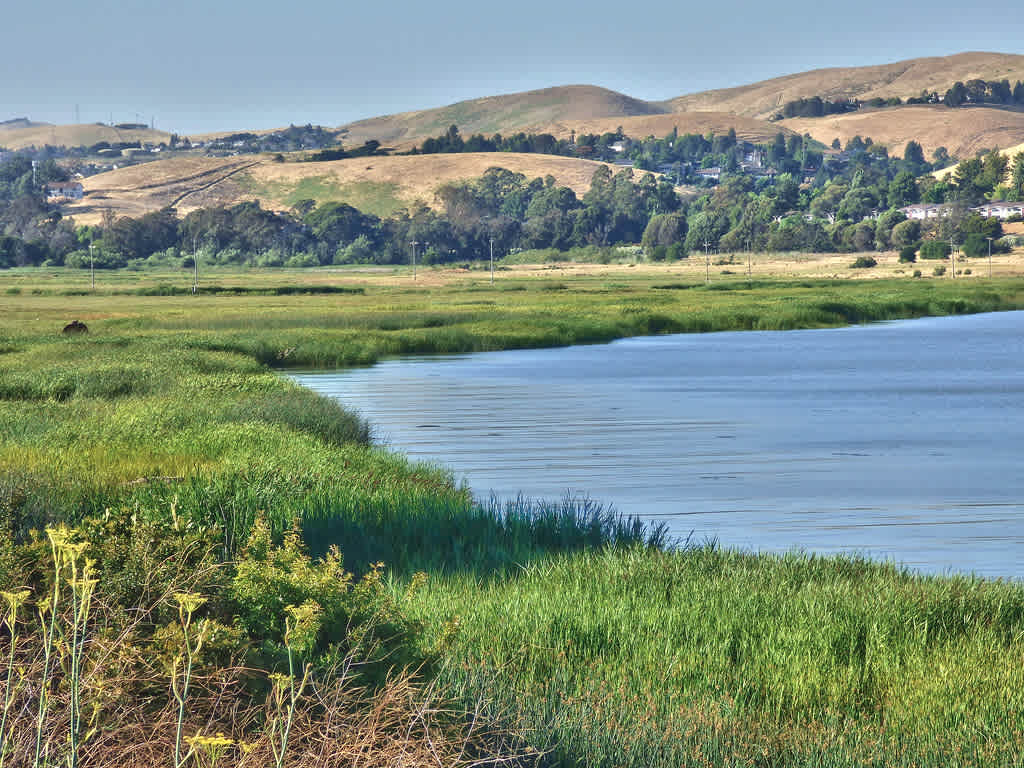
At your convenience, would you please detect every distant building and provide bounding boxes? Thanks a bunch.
[972,202,1024,219]
[695,167,722,181]
[900,203,951,220]
[46,181,84,201]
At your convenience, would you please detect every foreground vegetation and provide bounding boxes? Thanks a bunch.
[2,267,1024,766]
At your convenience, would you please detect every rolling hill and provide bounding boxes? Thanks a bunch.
[62,153,654,225]
[781,104,1024,160]
[667,51,1024,119]
[0,121,171,150]
[337,85,668,148]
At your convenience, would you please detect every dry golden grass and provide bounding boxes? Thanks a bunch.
[338,84,667,147]
[669,51,1024,119]
[65,157,265,224]
[296,244,1024,289]
[63,152,647,224]
[783,105,1024,159]
[930,139,1024,180]
[0,121,171,150]
[251,152,633,202]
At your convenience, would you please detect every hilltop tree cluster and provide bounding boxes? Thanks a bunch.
[942,79,1024,108]
[406,124,629,163]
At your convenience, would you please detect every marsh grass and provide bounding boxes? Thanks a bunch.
[3,269,1024,766]
[414,545,1024,767]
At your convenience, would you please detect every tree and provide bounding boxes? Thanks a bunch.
[641,213,687,254]
[903,141,927,174]
[890,219,921,248]
[887,171,919,208]
[944,81,967,107]
[961,233,989,258]
[1011,152,1024,199]
[932,147,951,168]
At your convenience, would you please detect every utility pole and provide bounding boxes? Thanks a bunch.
[489,237,495,284]
[703,239,710,283]
[192,236,198,294]
[986,236,993,278]
[89,245,95,291]
[409,241,419,280]
[950,234,955,278]
[747,239,752,277]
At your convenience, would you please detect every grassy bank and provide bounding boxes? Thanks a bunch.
[2,266,1024,766]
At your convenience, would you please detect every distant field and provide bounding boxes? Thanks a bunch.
[64,153,651,224]
[782,104,1024,159]
[0,121,171,150]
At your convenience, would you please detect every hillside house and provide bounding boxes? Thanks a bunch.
[46,181,84,201]
[900,203,951,220]
[695,167,722,181]
[972,202,1024,219]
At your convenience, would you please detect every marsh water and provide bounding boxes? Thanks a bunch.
[294,311,1024,580]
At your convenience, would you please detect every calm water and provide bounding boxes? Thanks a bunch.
[294,311,1024,580]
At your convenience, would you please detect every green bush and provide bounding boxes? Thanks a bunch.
[913,269,922,278]
[898,245,918,263]
[919,240,951,259]
[933,265,947,276]
[962,233,989,258]
[231,516,428,681]
[850,256,877,268]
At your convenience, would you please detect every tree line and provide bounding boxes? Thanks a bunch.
[2,137,1022,271]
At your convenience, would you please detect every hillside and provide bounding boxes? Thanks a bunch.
[521,111,793,144]
[63,152,646,224]
[669,52,1024,119]
[931,139,1024,180]
[337,85,668,148]
[0,121,172,150]
[781,104,1024,159]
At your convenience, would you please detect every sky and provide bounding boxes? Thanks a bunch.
[2,0,1022,135]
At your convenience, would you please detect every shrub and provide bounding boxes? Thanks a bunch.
[898,245,918,263]
[913,269,922,278]
[850,256,877,268]
[933,265,947,276]
[961,233,989,258]
[919,240,951,259]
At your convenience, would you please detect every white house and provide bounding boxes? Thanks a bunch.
[46,181,84,201]
[900,203,951,220]
[972,202,1024,219]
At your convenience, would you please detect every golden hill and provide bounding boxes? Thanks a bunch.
[780,105,1024,160]
[520,112,793,144]
[931,140,1024,180]
[668,52,1024,119]
[0,122,171,150]
[338,85,667,148]
[63,153,648,225]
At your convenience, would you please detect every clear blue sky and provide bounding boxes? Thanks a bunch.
[2,0,1021,135]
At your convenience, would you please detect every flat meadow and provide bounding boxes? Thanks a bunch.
[2,262,1024,767]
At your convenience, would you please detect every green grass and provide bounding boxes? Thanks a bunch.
[2,265,1024,766]
[241,172,405,217]
[410,546,1024,766]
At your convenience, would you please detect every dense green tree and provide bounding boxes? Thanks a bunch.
[641,213,687,254]
[887,171,919,208]
[903,141,928,174]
